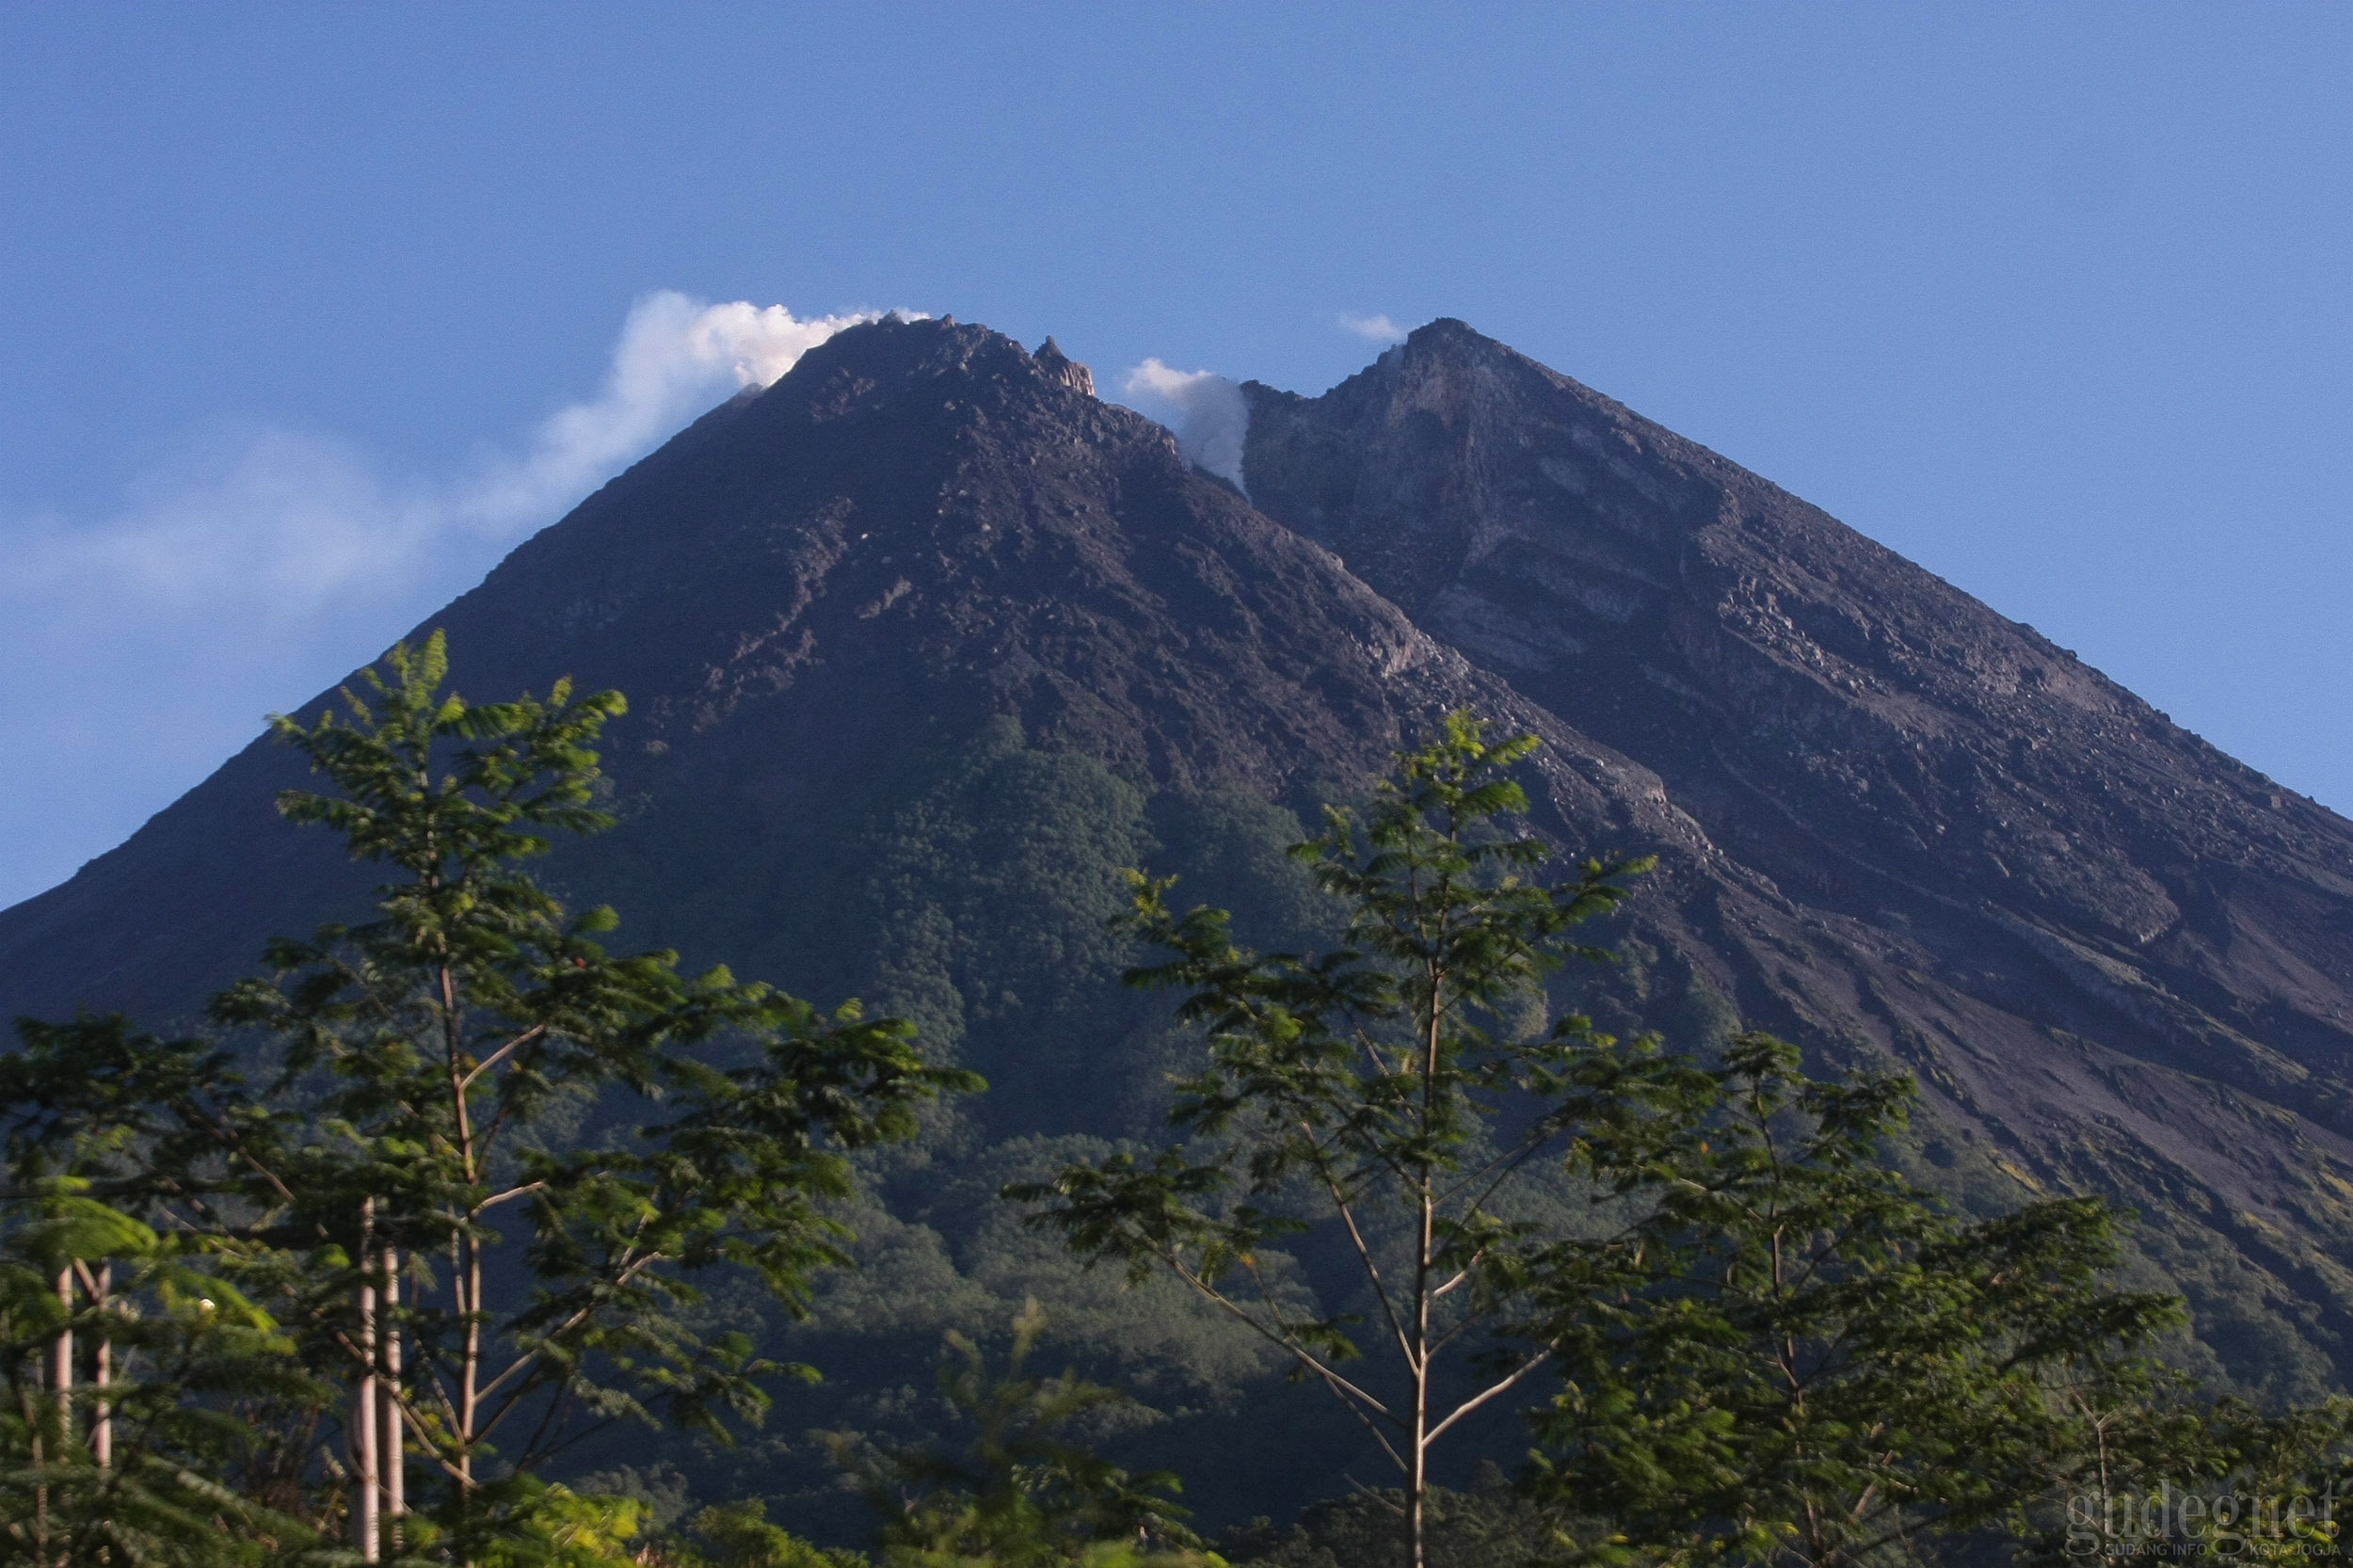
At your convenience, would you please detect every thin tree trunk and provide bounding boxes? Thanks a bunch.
[1409,962,1444,1568]
[28,1380,48,1568]
[1410,1176,1433,1568]
[440,957,481,1509]
[381,1244,405,1545]
[46,1262,72,1566]
[354,1199,379,1562]
[460,1229,481,1488]
[88,1265,108,1469]
[48,1268,72,1439]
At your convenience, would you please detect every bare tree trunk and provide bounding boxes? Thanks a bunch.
[440,958,482,1510]
[381,1244,405,1546]
[27,1381,48,1568]
[1410,1183,1432,1568]
[48,1268,72,1440]
[354,1200,380,1562]
[46,1260,72,1567]
[460,1228,481,1488]
[1408,967,1443,1568]
[88,1264,109,1469]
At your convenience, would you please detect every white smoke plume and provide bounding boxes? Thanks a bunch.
[461,296,877,528]
[1121,359,1250,492]
[1338,312,1407,343]
[397,293,888,554]
[0,294,890,907]
[11,294,880,619]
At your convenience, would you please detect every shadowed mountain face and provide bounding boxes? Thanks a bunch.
[1245,323,2353,1391]
[0,318,1678,1033]
[5,314,2352,1521]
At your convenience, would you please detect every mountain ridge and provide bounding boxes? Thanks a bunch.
[1245,317,2353,1393]
[5,314,2352,1523]
[0,317,1697,1034]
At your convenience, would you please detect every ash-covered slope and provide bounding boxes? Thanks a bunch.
[0,316,1721,1525]
[1246,321,2353,1393]
[6,310,2353,1511]
[0,315,1683,1052]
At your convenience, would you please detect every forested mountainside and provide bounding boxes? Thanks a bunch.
[5,312,2349,1531]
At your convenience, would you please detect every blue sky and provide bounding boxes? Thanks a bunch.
[3,4,2349,909]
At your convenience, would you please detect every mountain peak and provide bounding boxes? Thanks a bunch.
[0,309,1593,1027]
[1397,314,1489,352]
[8,310,2353,1416]
[754,314,1064,406]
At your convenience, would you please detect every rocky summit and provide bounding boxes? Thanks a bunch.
[5,313,2350,1518]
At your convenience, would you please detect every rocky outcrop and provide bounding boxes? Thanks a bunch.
[1032,335,1096,396]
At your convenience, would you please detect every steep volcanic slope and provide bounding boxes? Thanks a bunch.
[0,318,1691,1033]
[1246,321,2353,1393]
[6,312,2353,1520]
[0,316,1724,1525]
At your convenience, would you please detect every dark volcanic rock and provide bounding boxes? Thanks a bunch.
[0,317,1683,1035]
[1246,321,2353,1392]
[5,311,2352,1479]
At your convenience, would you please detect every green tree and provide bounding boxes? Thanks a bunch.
[0,1196,321,1567]
[1523,1032,2189,1568]
[1214,1465,1562,1568]
[0,1017,328,1565]
[1010,713,1705,1568]
[4,632,975,1564]
[665,1497,868,1568]
[467,1480,645,1568]
[2034,1388,2353,1563]
[827,1299,1207,1568]
[25,1235,325,1565]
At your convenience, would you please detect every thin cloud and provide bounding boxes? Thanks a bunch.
[0,294,893,907]
[11,293,883,620]
[1120,359,1249,492]
[1337,312,1408,343]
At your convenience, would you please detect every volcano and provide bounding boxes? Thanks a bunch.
[6,313,2349,1523]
